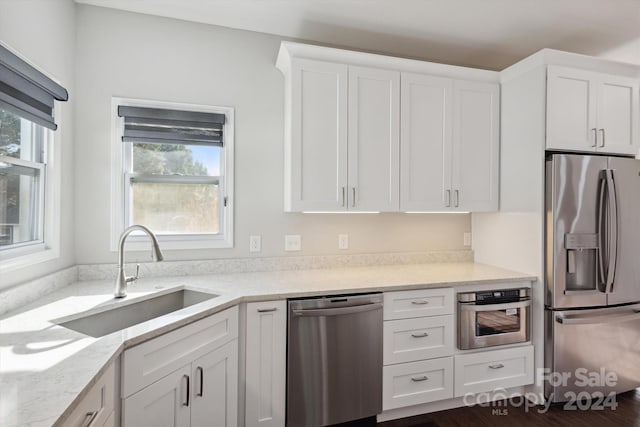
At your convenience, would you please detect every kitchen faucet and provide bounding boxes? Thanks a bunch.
[114,224,164,298]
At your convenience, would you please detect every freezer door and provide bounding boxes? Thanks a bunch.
[606,157,640,305]
[545,305,640,403]
[546,154,608,308]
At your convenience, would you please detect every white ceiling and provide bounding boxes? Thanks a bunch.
[75,0,640,70]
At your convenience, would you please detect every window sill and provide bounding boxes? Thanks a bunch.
[111,234,233,252]
[0,245,60,274]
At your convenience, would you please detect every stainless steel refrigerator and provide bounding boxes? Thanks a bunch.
[545,153,640,403]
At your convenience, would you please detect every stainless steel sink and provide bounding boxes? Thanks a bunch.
[55,289,218,337]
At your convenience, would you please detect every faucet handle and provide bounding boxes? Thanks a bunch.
[126,264,140,283]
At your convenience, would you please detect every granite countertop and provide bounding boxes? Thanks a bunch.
[0,262,535,427]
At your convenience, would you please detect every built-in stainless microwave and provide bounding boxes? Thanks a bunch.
[457,288,531,350]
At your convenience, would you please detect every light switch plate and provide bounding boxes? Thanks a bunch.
[463,232,472,247]
[285,234,301,251]
[249,235,261,252]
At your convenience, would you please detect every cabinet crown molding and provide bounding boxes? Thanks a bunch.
[276,41,500,83]
[500,48,640,84]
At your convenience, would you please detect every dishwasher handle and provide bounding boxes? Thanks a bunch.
[292,302,382,317]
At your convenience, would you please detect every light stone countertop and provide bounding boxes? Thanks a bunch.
[0,262,535,427]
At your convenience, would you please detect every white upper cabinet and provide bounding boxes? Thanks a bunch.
[288,58,348,212]
[547,65,639,155]
[451,80,500,212]
[277,41,500,213]
[400,73,452,211]
[286,58,400,212]
[400,74,499,212]
[348,66,400,212]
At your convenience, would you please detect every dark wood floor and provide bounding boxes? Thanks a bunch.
[377,389,640,427]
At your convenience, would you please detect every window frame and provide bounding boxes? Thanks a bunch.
[110,98,234,251]
[0,110,61,272]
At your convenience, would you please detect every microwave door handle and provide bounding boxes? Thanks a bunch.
[605,169,618,294]
[597,172,607,289]
[459,300,531,312]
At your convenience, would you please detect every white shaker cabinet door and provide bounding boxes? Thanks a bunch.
[288,58,348,212]
[348,65,400,212]
[451,80,500,212]
[191,340,239,427]
[400,73,453,211]
[123,365,191,427]
[245,301,287,427]
[596,74,639,156]
[546,66,597,152]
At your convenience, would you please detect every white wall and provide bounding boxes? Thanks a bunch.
[0,0,76,289]
[74,5,471,265]
[599,38,640,65]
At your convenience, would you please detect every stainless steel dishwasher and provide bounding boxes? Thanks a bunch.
[287,293,383,427]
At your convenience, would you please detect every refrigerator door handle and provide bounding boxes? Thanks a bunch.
[597,172,607,289]
[555,309,640,325]
[605,169,618,294]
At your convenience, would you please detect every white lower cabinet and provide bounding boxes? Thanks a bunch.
[121,306,239,427]
[245,301,287,427]
[382,288,455,411]
[62,362,116,427]
[383,357,454,409]
[454,345,534,397]
[123,365,191,427]
[191,341,238,426]
[383,315,454,364]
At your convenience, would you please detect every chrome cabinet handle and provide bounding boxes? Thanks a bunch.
[445,189,451,207]
[196,366,204,397]
[80,411,98,427]
[489,363,505,370]
[411,300,429,305]
[257,307,277,313]
[411,375,429,382]
[352,187,356,207]
[341,186,346,207]
[592,128,598,147]
[182,374,190,406]
[411,332,429,338]
[599,128,605,147]
[454,190,459,208]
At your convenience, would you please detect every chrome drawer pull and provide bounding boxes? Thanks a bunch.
[411,375,429,382]
[80,411,98,427]
[488,363,505,370]
[257,308,278,313]
[411,300,429,305]
[411,332,429,338]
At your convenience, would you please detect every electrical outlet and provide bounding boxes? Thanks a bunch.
[338,234,349,250]
[285,234,301,251]
[249,235,261,253]
[463,232,472,247]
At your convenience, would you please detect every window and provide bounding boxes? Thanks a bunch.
[0,44,67,268]
[0,110,47,249]
[113,100,234,250]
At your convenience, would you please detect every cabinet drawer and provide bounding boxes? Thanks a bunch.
[454,345,534,397]
[383,357,453,410]
[384,315,454,365]
[384,288,454,320]
[122,305,238,397]
[61,363,115,427]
